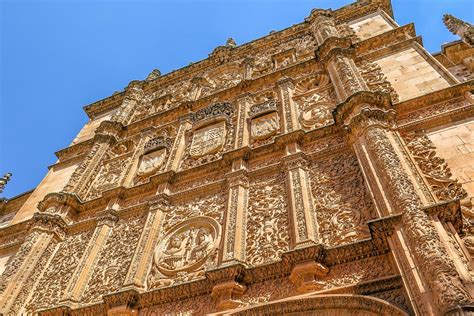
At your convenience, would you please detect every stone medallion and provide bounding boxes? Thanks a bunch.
[250,112,280,140]
[137,148,167,175]
[154,216,220,276]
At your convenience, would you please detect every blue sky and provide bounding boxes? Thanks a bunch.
[1,0,473,198]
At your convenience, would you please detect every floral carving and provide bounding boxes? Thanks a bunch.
[81,214,145,304]
[246,173,290,265]
[86,156,132,200]
[358,61,399,103]
[404,131,467,201]
[309,152,374,246]
[27,229,93,310]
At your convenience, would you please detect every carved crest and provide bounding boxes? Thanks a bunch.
[154,217,220,276]
[137,136,172,176]
[190,121,227,158]
[249,100,280,141]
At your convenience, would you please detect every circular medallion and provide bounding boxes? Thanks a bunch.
[154,216,220,276]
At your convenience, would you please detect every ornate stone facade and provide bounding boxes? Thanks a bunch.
[1,0,474,315]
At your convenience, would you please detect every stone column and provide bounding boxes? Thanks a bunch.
[335,92,473,315]
[222,164,249,264]
[60,207,118,306]
[308,9,367,103]
[0,213,66,314]
[233,93,251,149]
[123,195,167,289]
[165,115,192,172]
[283,148,319,248]
[277,78,299,133]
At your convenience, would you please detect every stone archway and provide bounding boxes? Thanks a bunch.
[215,294,409,316]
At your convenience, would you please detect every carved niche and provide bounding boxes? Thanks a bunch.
[180,102,235,170]
[293,74,335,130]
[248,97,281,147]
[136,136,173,176]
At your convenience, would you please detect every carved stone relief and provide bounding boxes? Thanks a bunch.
[180,103,235,170]
[154,217,220,277]
[293,74,336,130]
[140,294,216,315]
[246,172,290,266]
[249,99,281,147]
[86,156,132,200]
[27,229,93,310]
[137,136,173,176]
[147,192,225,290]
[403,131,467,201]
[358,60,399,103]
[309,152,375,247]
[81,214,145,304]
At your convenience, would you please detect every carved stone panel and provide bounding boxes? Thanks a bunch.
[293,74,336,130]
[147,193,225,290]
[81,215,145,304]
[246,172,290,265]
[27,229,93,310]
[308,152,375,247]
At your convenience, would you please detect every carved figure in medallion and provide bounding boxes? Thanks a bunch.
[154,217,220,276]
[190,121,227,158]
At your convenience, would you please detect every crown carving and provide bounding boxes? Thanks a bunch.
[249,100,278,118]
[143,136,173,154]
[191,102,234,124]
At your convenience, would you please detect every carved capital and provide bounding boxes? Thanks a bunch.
[94,120,124,143]
[37,191,81,224]
[334,91,395,138]
[289,261,329,294]
[146,193,171,212]
[96,210,119,227]
[282,152,308,170]
[315,37,353,65]
[226,169,249,188]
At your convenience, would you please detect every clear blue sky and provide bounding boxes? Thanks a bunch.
[1,0,473,198]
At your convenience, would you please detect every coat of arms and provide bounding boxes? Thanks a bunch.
[189,121,227,158]
[137,148,167,175]
[250,112,280,140]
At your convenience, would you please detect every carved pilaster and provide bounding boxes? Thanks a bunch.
[277,78,299,133]
[283,151,319,248]
[223,168,249,263]
[123,196,168,288]
[335,92,473,314]
[308,9,367,103]
[165,115,192,172]
[111,80,145,126]
[60,207,118,306]
[234,94,251,148]
[0,213,66,314]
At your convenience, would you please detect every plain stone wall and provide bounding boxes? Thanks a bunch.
[348,11,395,41]
[375,46,451,102]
